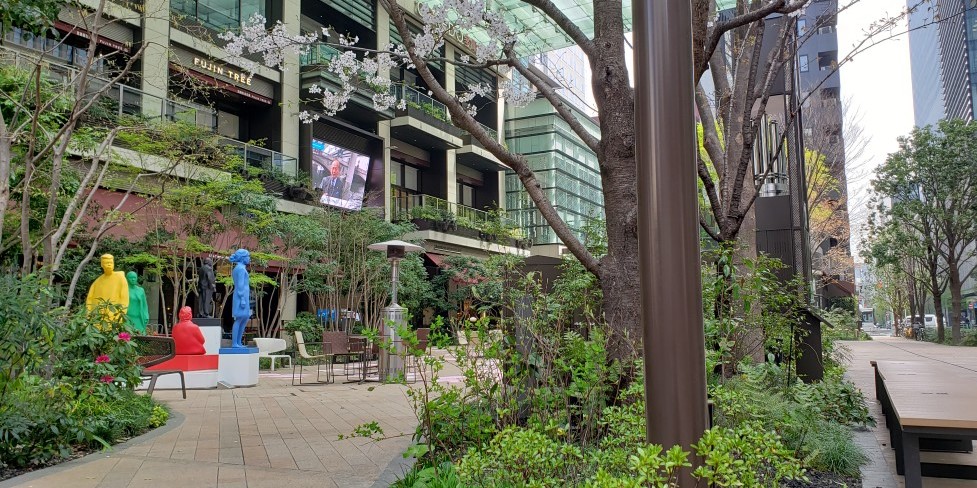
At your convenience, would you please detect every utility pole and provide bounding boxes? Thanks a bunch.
[633,0,708,484]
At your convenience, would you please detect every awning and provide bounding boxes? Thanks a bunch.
[425,252,446,267]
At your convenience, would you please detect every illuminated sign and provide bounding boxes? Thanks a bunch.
[192,57,253,86]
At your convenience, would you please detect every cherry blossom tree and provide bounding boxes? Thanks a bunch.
[221,0,923,360]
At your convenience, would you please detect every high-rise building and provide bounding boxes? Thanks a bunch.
[794,0,853,285]
[504,96,602,256]
[908,1,948,127]
[934,0,976,121]
[505,44,603,257]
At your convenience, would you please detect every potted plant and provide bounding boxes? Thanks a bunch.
[433,207,458,232]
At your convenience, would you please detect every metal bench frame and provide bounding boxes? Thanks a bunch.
[136,335,187,399]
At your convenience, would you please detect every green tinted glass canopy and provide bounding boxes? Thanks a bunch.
[418,0,735,55]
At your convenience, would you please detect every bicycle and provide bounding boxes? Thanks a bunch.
[912,325,926,341]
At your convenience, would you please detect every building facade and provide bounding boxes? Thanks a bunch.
[504,96,602,257]
[0,0,521,323]
[934,0,976,122]
[794,0,854,286]
[908,0,948,128]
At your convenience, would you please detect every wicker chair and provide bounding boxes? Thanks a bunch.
[292,331,329,385]
[134,335,186,399]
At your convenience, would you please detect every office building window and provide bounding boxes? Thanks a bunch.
[457,183,474,207]
[797,19,807,35]
[390,161,420,192]
[818,50,838,71]
[799,54,809,73]
[172,0,265,31]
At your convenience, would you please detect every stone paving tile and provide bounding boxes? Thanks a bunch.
[0,352,460,488]
[843,336,977,488]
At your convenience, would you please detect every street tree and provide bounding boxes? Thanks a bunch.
[869,119,977,342]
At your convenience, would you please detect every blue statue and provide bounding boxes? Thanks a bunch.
[229,248,251,349]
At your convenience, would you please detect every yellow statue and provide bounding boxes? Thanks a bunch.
[86,254,129,324]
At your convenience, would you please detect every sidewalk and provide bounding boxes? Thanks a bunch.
[1,371,421,488]
[842,336,977,488]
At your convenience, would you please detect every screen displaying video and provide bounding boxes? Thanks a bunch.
[311,139,370,210]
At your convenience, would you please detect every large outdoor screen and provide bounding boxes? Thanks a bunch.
[311,139,370,210]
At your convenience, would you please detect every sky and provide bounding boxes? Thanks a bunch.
[837,0,916,260]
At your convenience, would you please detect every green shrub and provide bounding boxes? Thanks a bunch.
[149,404,169,428]
[428,316,453,348]
[284,312,322,344]
[0,378,81,468]
[457,427,584,487]
[393,462,461,488]
[419,388,495,460]
[962,329,977,347]
[692,423,806,487]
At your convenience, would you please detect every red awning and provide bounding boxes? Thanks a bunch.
[425,252,445,267]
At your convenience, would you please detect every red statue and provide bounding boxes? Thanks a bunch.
[172,306,206,355]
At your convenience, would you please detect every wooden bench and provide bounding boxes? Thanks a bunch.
[872,360,977,487]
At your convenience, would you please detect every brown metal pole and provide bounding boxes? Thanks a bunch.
[633,0,708,479]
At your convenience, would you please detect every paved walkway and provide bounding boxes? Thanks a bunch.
[1,368,427,488]
[843,335,977,488]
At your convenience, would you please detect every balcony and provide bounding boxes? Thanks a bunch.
[393,194,531,250]
[299,43,394,123]
[390,85,463,150]
[458,121,507,172]
[0,44,306,200]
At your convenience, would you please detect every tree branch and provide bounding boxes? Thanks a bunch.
[520,0,595,58]
[382,0,602,277]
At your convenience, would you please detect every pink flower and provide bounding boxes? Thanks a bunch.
[95,354,110,364]
[100,375,114,383]
[117,332,132,342]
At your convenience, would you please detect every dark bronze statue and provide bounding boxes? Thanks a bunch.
[198,257,216,318]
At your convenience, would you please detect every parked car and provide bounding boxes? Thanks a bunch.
[902,315,938,328]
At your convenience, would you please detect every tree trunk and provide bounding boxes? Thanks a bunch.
[0,135,10,247]
[948,264,963,343]
[928,261,944,342]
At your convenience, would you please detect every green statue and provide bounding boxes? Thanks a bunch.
[126,271,149,333]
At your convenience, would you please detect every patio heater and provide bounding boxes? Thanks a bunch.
[367,239,424,381]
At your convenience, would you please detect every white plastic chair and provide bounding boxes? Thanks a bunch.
[254,338,292,371]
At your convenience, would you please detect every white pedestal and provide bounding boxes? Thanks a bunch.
[217,350,259,387]
[202,327,222,355]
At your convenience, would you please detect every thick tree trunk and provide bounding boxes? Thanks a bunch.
[948,264,963,343]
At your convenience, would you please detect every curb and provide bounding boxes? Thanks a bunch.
[0,407,186,488]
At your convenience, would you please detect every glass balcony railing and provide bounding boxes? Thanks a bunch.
[392,85,449,123]
[221,138,297,176]
[171,0,242,32]
[464,121,499,143]
[0,44,297,179]
[299,43,340,67]
[392,194,524,240]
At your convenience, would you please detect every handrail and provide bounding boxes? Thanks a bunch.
[392,193,523,239]
[0,44,296,177]
[392,85,449,122]
[299,43,341,67]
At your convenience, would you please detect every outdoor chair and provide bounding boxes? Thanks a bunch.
[134,335,186,399]
[321,330,353,380]
[254,338,292,371]
[292,331,329,385]
[345,336,372,381]
[404,328,430,382]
